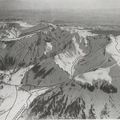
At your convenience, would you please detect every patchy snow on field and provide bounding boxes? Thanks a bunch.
[0,64,49,120]
[1,65,33,86]
[61,26,96,38]
[0,85,17,119]
[75,67,112,85]
[16,21,34,28]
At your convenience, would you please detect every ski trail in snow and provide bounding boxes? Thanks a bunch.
[7,87,50,120]
[0,85,17,120]
[0,65,34,120]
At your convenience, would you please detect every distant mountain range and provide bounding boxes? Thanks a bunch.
[0,9,120,26]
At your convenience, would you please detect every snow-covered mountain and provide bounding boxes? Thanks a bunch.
[0,22,120,119]
[0,21,35,40]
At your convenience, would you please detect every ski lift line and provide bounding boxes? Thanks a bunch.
[70,55,83,79]
[0,25,49,42]
[20,79,72,90]
[20,25,50,38]
[0,77,71,94]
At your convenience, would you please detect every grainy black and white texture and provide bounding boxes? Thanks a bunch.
[0,0,120,120]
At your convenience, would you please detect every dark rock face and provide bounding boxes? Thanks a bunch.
[88,105,96,119]
[100,81,117,94]
[27,81,87,119]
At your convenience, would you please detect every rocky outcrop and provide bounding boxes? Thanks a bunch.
[24,79,119,119]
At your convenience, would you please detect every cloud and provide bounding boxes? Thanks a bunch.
[0,0,120,10]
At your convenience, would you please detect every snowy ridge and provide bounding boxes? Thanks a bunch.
[54,27,95,76]
[106,35,120,66]
[15,21,34,28]
[75,67,112,85]
[55,35,86,77]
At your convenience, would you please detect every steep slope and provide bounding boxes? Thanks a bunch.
[0,22,27,39]
[21,58,70,90]
[54,29,116,84]
[0,25,73,71]
[23,76,119,119]
[0,24,74,91]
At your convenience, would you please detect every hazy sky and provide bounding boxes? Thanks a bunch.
[0,0,120,10]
